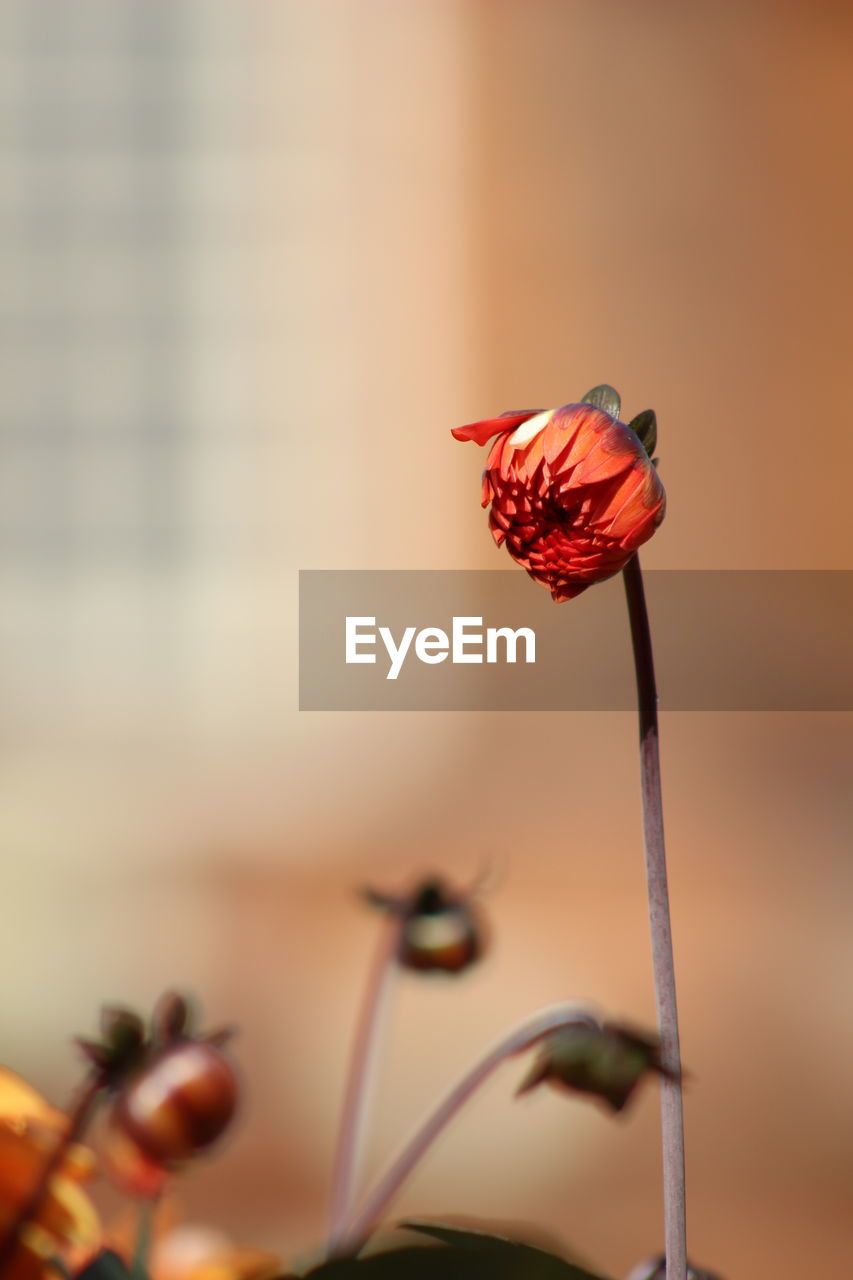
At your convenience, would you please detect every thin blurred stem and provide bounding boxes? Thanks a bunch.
[0,1071,105,1274]
[327,913,403,1249]
[130,1197,158,1280]
[331,1002,594,1259]
[622,553,686,1280]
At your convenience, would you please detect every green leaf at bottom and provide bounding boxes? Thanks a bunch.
[76,1253,139,1280]
[305,1222,611,1280]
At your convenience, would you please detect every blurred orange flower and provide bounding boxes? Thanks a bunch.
[0,1068,99,1280]
[150,1225,280,1280]
[452,402,665,601]
[102,1215,280,1280]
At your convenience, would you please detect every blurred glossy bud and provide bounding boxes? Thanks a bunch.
[365,876,486,974]
[110,1037,238,1167]
[625,1256,724,1280]
[517,1017,678,1113]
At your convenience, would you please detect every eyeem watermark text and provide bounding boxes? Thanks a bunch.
[345,616,536,680]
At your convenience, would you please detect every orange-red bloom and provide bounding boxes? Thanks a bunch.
[103,1217,280,1280]
[452,402,665,601]
[150,1225,280,1280]
[0,1068,99,1280]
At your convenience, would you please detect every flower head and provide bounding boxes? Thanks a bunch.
[452,387,665,601]
[516,1017,677,1113]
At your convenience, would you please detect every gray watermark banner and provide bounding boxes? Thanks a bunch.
[299,570,853,711]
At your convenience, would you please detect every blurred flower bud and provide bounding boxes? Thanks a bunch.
[99,994,239,1195]
[365,876,487,974]
[110,1037,239,1168]
[517,1017,677,1112]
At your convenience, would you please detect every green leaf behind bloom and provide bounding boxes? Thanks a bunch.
[627,410,657,458]
[580,386,621,420]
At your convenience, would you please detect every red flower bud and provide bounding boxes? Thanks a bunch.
[452,397,665,601]
[109,1038,238,1167]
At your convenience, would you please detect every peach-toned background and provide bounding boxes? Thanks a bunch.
[1,3,852,1278]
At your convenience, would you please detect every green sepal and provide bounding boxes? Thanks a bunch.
[362,886,399,913]
[580,385,621,420]
[78,1006,147,1083]
[151,991,192,1045]
[100,1007,145,1056]
[627,409,657,458]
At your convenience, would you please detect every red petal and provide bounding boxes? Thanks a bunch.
[513,524,538,542]
[551,582,589,602]
[488,513,507,547]
[497,435,517,482]
[451,411,542,447]
[554,408,631,483]
[543,405,585,466]
[593,468,646,533]
[598,465,665,543]
[516,432,547,484]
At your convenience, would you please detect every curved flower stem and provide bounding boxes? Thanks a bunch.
[130,1197,159,1280]
[327,913,404,1250]
[0,1071,105,1274]
[330,1002,596,1259]
[622,552,686,1280]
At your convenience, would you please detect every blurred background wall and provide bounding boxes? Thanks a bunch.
[1,3,851,1278]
